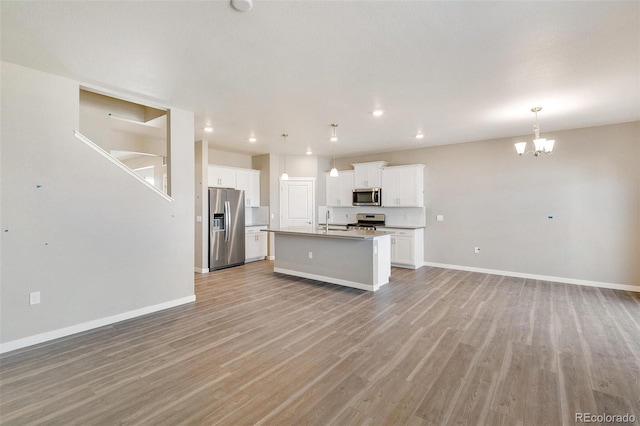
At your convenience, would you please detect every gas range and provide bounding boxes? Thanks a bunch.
[346,213,385,231]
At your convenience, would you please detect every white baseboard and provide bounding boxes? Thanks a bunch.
[423,262,640,293]
[267,256,275,260]
[0,295,196,354]
[194,267,209,273]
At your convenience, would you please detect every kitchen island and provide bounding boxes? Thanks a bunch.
[266,227,391,291]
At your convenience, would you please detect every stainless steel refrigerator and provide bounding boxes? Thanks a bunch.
[209,188,245,271]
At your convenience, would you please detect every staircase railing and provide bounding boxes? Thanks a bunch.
[74,130,173,202]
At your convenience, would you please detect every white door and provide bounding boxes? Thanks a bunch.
[281,179,314,228]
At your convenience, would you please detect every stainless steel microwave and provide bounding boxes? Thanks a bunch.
[352,188,382,206]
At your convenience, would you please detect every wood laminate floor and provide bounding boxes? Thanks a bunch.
[1,262,639,425]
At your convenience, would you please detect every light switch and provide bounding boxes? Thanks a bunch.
[436,215,444,222]
[196,216,202,223]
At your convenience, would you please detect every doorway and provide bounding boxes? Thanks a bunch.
[280,178,315,228]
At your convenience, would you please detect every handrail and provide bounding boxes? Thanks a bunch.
[73,130,174,202]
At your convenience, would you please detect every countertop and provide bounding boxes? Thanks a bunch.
[267,227,390,240]
[317,223,426,230]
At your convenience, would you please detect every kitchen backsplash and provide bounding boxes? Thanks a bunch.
[246,206,269,226]
[318,206,425,227]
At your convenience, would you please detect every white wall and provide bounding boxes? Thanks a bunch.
[335,122,640,288]
[0,62,195,351]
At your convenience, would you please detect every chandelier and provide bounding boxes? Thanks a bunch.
[514,107,556,157]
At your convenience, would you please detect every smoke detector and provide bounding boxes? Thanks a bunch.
[231,0,253,12]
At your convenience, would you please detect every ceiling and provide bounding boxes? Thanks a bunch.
[2,1,638,158]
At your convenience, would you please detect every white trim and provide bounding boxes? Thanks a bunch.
[274,267,386,292]
[0,295,196,354]
[267,256,275,260]
[194,267,209,274]
[423,262,640,293]
[74,130,174,202]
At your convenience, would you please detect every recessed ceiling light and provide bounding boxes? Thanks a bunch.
[249,137,257,143]
[415,133,424,139]
[204,126,213,133]
[372,110,384,117]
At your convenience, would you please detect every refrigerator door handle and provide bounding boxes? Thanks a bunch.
[224,201,231,242]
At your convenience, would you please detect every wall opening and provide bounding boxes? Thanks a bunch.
[79,89,170,195]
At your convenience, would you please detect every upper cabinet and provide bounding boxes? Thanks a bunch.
[236,169,261,207]
[326,170,354,207]
[208,165,237,189]
[352,161,388,189]
[381,164,425,207]
[208,165,261,207]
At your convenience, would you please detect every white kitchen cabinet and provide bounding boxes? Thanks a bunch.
[208,165,237,188]
[326,170,354,207]
[208,166,261,206]
[379,227,424,269]
[391,235,414,265]
[245,226,267,262]
[236,169,261,207]
[352,161,388,188]
[381,164,425,207]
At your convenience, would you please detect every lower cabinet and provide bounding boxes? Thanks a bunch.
[391,235,413,265]
[245,226,268,262]
[379,227,424,269]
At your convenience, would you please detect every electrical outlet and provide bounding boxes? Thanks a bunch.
[308,251,313,259]
[474,247,480,254]
[30,291,41,305]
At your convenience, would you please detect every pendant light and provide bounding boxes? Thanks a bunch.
[330,124,339,177]
[281,133,289,180]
